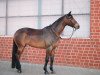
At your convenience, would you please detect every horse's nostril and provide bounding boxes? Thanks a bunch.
[78,25,80,29]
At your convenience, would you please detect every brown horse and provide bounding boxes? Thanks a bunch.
[11,11,80,74]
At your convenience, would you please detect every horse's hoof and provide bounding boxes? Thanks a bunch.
[44,71,49,74]
[50,67,53,72]
[17,69,22,73]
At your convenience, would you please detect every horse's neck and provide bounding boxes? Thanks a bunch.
[52,16,66,36]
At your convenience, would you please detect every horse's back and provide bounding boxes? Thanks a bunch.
[15,27,42,35]
[14,27,45,48]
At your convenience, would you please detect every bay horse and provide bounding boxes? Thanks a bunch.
[11,11,80,74]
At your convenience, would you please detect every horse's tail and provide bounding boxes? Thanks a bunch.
[11,40,18,68]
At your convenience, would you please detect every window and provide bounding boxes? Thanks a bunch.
[0,0,6,36]
[41,0,90,38]
[63,0,90,38]
[0,0,90,38]
[0,0,38,35]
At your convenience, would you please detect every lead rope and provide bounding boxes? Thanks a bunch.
[68,28,76,39]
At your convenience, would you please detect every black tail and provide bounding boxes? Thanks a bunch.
[11,40,18,68]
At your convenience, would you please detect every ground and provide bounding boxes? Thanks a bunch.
[0,61,100,75]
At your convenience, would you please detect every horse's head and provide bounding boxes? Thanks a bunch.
[65,11,80,29]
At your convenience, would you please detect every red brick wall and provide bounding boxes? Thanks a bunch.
[0,0,100,69]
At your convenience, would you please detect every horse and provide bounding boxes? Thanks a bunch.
[11,11,80,74]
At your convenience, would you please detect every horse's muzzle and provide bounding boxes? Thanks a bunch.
[74,23,80,29]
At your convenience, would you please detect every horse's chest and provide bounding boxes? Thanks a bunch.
[43,28,60,49]
[44,35,59,48]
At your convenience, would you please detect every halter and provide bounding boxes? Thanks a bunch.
[69,28,76,39]
[61,18,77,39]
[68,18,77,39]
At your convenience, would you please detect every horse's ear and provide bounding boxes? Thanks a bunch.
[68,11,71,15]
[66,11,72,18]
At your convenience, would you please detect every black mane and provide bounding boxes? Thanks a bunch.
[45,15,65,29]
[52,15,65,26]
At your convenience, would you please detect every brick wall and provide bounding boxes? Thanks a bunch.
[0,0,100,69]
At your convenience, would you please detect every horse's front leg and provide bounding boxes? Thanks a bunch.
[43,51,50,74]
[50,49,55,74]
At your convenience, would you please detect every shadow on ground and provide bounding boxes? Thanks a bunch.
[0,61,100,75]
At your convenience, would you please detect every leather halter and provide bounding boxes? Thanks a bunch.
[67,15,77,39]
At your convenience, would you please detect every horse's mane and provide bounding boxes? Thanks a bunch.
[45,15,65,29]
[52,15,65,25]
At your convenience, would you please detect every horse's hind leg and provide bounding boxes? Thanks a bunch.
[16,46,25,73]
[15,55,22,73]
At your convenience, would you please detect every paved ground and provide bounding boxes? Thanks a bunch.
[0,61,100,75]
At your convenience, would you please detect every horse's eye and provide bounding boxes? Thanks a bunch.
[68,16,72,18]
[67,15,72,19]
